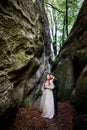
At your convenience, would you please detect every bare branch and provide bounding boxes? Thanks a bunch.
[45,2,64,14]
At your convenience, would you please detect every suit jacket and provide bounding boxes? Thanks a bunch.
[52,77,59,115]
[53,78,58,91]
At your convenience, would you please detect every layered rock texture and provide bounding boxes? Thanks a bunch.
[0,0,51,116]
[52,0,87,113]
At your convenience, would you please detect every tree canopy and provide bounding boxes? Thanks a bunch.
[44,0,84,57]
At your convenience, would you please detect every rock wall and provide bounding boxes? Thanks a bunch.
[52,0,87,112]
[0,0,51,115]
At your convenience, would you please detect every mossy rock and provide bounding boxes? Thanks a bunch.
[73,115,87,130]
[53,57,74,100]
[58,88,73,100]
[0,0,51,117]
[74,65,87,112]
[70,89,76,103]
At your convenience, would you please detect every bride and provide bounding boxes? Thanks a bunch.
[40,74,55,119]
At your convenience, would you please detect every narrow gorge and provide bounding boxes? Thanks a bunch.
[0,0,87,130]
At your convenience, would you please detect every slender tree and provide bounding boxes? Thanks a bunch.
[65,0,69,37]
[62,14,66,45]
[52,9,57,56]
[44,0,83,56]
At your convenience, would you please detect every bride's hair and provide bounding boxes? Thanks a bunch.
[44,74,50,83]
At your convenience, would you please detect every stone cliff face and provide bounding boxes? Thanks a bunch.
[52,0,87,112]
[0,0,51,115]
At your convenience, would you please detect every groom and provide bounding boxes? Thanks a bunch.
[50,73,58,117]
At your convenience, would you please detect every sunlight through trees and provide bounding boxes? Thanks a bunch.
[44,0,84,56]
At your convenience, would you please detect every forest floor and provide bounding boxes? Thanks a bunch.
[6,98,77,130]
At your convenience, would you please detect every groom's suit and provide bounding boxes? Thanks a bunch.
[52,77,58,116]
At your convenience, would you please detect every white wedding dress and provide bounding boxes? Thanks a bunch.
[40,79,55,119]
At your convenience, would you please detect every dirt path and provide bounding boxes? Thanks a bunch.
[7,99,77,130]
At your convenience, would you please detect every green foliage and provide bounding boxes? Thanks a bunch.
[44,0,84,53]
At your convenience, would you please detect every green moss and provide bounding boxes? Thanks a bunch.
[74,73,87,112]
[58,88,73,100]
[73,115,87,130]
[35,90,42,99]
[21,91,41,107]
[70,89,76,103]
[21,96,30,107]
[53,58,74,100]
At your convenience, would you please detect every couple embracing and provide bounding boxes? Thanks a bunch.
[40,73,58,119]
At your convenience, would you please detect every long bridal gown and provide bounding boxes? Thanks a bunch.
[40,79,55,119]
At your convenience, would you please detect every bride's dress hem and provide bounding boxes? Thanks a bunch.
[41,114,54,119]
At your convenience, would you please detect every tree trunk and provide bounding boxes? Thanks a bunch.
[52,9,57,56]
[65,0,69,37]
[62,14,66,45]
